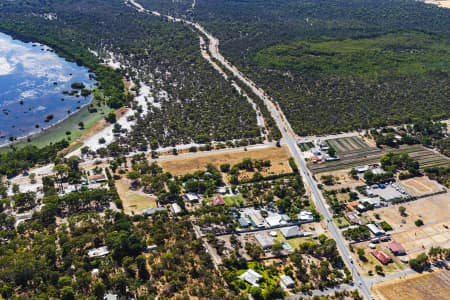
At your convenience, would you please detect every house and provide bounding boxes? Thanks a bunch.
[310,156,321,163]
[211,194,225,206]
[346,212,362,225]
[184,193,200,202]
[88,246,110,258]
[248,211,265,228]
[367,223,385,236]
[298,210,314,221]
[265,215,290,227]
[238,269,263,286]
[171,203,183,214]
[238,217,249,228]
[142,207,165,215]
[255,233,275,249]
[388,241,406,256]
[88,174,107,184]
[346,201,360,211]
[280,275,295,289]
[371,250,392,265]
[280,226,302,239]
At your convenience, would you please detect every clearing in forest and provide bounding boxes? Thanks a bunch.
[115,178,157,215]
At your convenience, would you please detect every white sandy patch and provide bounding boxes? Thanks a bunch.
[0,57,15,75]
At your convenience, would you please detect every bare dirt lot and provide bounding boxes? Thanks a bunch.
[115,178,157,215]
[317,168,365,191]
[159,146,291,177]
[400,177,445,197]
[372,268,450,300]
[366,194,450,257]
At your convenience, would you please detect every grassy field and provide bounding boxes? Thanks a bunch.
[373,269,450,300]
[255,32,450,79]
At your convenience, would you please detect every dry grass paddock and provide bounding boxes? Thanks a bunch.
[159,146,292,177]
[400,176,444,197]
[372,268,450,300]
[366,194,450,257]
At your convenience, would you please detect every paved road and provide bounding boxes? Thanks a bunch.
[127,0,373,298]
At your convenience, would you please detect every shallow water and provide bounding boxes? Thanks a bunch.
[0,32,95,144]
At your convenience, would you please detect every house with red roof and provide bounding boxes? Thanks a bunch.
[371,249,392,265]
[211,194,225,206]
[387,241,406,256]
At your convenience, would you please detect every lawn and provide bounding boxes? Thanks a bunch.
[334,217,350,229]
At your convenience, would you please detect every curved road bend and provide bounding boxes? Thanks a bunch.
[126,0,372,298]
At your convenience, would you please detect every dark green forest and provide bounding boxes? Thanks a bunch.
[0,0,261,150]
[141,0,450,134]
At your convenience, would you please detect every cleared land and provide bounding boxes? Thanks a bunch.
[400,177,445,197]
[366,194,450,257]
[159,146,291,177]
[310,144,450,174]
[115,178,157,215]
[373,269,450,300]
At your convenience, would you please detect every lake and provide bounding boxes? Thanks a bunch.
[0,32,95,145]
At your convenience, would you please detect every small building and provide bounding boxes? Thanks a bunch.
[280,275,295,289]
[388,241,406,256]
[255,233,275,249]
[280,226,302,239]
[356,165,369,173]
[184,193,200,202]
[371,250,392,265]
[298,210,314,221]
[211,194,225,206]
[88,246,110,258]
[311,148,321,156]
[238,217,249,228]
[367,223,385,236]
[238,269,263,286]
[216,186,227,194]
[142,207,165,215]
[171,203,183,214]
[88,174,107,184]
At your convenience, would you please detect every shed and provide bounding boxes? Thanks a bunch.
[280,226,302,239]
[280,275,295,289]
[367,223,385,236]
[88,246,110,258]
[142,207,165,215]
[171,203,183,214]
[184,193,200,202]
[103,294,118,300]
